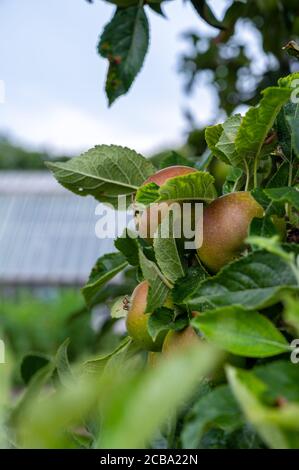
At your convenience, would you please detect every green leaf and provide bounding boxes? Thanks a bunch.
[283,295,299,336]
[158,171,217,202]
[182,385,242,449]
[246,237,296,264]
[138,249,170,311]
[147,308,188,341]
[215,114,242,167]
[192,306,289,357]
[135,182,159,205]
[266,162,289,188]
[82,253,128,306]
[0,354,10,447]
[98,342,221,448]
[197,425,263,449]
[82,337,132,375]
[254,360,299,403]
[286,113,299,159]
[278,72,299,89]
[185,250,298,311]
[277,73,299,161]
[46,145,155,201]
[249,215,278,238]
[20,354,50,386]
[54,339,74,388]
[205,124,230,164]
[98,6,149,105]
[223,166,243,194]
[276,104,294,161]
[160,151,194,169]
[251,188,284,217]
[114,229,140,266]
[148,1,166,18]
[136,171,217,206]
[10,363,55,425]
[153,211,185,284]
[235,87,292,168]
[173,265,208,304]
[190,0,225,30]
[110,296,129,319]
[264,187,299,211]
[227,365,299,449]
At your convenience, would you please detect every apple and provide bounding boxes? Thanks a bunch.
[126,281,166,351]
[197,191,264,272]
[138,165,197,241]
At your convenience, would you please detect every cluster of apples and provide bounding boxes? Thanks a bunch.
[126,165,265,356]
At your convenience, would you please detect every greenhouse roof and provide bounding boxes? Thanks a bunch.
[0,171,115,286]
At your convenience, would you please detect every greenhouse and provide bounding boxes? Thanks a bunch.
[0,171,114,287]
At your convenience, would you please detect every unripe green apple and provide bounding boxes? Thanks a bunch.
[209,158,230,193]
[197,191,264,272]
[126,281,166,351]
[138,165,197,240]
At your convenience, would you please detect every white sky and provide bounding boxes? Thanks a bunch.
[0,0,231,156]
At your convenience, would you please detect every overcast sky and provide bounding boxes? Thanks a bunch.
[0,0,232,156]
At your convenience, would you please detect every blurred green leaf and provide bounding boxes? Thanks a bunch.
[227,365,299,449]
[82,337,132,376]
[0,360,11,448]
[20,354,50,385]
[182,384,242,449]
[254,360,299,403]
[16,343,220,449]
[98,342,221,448]
[11,363,56,426]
